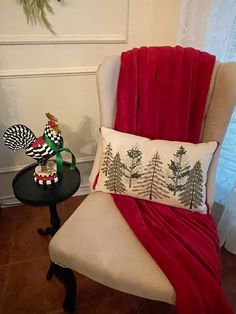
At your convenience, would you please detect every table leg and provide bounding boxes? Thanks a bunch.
[37,204,62,281]
[46,262,54,280]
[37,204,61,236]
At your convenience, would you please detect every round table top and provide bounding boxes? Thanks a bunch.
[12,162,81,206]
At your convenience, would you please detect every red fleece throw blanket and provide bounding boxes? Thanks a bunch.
[112,46,233,314]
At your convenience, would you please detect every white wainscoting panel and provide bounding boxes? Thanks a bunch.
[0,0,182,206]
[0,73,99,159]
[0,0,129,45]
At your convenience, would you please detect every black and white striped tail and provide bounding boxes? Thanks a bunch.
[3,124,36,151]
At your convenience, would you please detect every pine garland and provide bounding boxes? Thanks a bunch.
[17,0,55,34]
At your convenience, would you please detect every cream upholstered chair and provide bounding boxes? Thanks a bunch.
[49,56,236,313]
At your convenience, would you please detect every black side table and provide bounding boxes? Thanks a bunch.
[12,161,80,280]
[12,161,80,236]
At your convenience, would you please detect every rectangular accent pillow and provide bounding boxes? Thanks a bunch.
[94,127,217,214]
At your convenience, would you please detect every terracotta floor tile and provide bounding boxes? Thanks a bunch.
[1,257,64,314]
[135,297,177,314]
[9,205,51,263]
[46,310,65,314]
[221,247,236,269]
[75,273,127,306]
[78,294,138,314]
[0,264,10,313]
[0,206,18,265]
[222,265,236,312]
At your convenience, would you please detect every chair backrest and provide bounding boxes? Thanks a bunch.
[92,55,236,208]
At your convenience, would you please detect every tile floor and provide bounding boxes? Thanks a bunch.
[0,196,235,314]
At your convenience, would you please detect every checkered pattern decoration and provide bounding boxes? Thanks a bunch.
[26,123,63,161]
[44,123,62,145]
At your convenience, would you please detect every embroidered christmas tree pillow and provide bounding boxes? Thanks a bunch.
[93,127,217,214]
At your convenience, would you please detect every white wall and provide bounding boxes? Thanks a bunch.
[0,0,181,205]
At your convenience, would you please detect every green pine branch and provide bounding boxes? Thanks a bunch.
[178,161,204,209]
[104,152,126,194]
[124,147,143,188]
[17,0,55,34]
[133,151,169,200]
[167,146,190,195]
[101,143,113,176]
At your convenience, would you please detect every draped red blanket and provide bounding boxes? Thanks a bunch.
[112,47,233,314]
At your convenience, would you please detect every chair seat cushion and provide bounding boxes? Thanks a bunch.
[49,192,176,304]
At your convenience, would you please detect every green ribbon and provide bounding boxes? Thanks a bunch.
[43,135,76,178]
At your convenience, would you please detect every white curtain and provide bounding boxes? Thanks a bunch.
[177,0,236,254]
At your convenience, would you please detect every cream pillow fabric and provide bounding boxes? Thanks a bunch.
[94,127,217,214]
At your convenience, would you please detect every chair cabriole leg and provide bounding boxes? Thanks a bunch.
[52,263,77,313]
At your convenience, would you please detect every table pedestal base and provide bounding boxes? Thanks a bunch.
[37,204,61,280]
[37,204,60,236]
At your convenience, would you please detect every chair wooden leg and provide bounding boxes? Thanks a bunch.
[52,263,77,313]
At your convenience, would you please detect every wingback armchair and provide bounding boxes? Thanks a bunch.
[49,55,236,313]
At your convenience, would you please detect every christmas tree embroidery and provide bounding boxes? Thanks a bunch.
[123,147,143,188]
[104,152,127,193]
[167,146,191,195]
[178,161,204,209]
[101,142,113,176]
[133,151,169,200]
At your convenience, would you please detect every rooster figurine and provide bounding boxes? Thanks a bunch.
[3,113,75,185]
